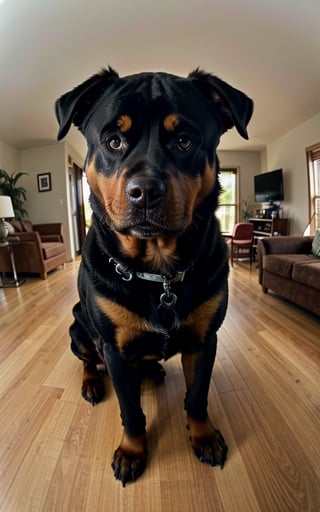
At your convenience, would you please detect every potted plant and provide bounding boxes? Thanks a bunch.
[241,195,255,222]
[0,170,28,220]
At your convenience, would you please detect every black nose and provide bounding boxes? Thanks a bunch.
[126,177,166,208]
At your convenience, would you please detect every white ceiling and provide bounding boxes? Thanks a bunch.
[0,0,319,158]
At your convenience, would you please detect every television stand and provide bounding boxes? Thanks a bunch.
[249,217,289,256]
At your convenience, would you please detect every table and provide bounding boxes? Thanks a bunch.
[0,238,25,288]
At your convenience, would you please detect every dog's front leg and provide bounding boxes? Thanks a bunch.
[103,348,147,486]
[181,332,228,468]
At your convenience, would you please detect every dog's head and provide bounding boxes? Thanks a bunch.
[56,67,253,255]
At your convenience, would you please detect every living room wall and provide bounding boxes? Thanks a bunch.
[18,142,85,261]
[18,143,73,259]
[266,111,320,235]
[0,140,20,173]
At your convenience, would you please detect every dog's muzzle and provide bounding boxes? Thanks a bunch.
[126,176,166,209]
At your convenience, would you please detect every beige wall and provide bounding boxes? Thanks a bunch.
[0,140,20,173]
[18,143,75,259]
[266,111,320,235]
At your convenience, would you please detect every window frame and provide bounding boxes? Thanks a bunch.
[306,143,320,234]
[216,167,240,235]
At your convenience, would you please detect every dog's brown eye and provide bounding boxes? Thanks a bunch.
[177,134,193,151]
[107,135,123,151]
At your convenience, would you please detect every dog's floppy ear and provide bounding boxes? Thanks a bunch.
[188,69,253,139]
[55,66,119,140]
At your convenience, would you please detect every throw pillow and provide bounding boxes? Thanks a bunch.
[312,230,320,257]
[4,221,15,234]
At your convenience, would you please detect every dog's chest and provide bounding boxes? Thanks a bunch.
[90,269,226,362]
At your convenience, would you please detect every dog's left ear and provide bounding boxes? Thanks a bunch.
[55,67,119,140]
[188,69,253,139]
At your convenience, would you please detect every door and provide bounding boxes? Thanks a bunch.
[68,163,86,254]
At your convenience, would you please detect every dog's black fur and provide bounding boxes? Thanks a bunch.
[55,67,253,485]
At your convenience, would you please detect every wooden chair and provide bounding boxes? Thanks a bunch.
[230,223,254,267]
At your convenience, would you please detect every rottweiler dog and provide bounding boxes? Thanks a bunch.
[55,67,253,486]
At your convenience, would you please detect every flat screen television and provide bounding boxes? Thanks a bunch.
[254,169,284,203]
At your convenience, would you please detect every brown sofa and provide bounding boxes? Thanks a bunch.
[0,220,67,279]
[257,236,320,316]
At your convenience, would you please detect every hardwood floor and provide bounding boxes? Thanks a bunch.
[0,260,319,511]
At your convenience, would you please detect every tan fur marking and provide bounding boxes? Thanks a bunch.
[144,237,179,272]
[116,233,142,259]
[195,161,216,207]
[119,431,147,455]
[186,415,217,442]
[86,161,129,224]
[95,296,157,350]
[117,115,132,133]
[163,114,180,132]
[185,292,224,342]
[181,352,200,387]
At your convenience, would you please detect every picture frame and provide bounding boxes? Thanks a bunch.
[37,172,52,192]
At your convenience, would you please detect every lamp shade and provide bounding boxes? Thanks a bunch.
[0,196,15,218]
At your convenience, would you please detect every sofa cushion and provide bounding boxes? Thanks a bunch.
[41,242,65,259]
[262,254,318,278]
[312,231,320,257]
[292,260,320,291]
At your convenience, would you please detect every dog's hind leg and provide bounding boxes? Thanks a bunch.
[181,333,228,468]
[70,302,105,405]
[81,361,105,405]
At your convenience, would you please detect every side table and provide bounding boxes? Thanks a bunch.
[0,237,25,288]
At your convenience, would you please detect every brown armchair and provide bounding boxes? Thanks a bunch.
[0,221,67,279]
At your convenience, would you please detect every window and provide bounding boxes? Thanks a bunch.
[306,144,320,234]
[216,167,239,235]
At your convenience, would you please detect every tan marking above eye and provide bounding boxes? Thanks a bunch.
[117,115,132,133]
[163,114,180,132]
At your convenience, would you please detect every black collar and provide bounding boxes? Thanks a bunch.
[108,257,187,309]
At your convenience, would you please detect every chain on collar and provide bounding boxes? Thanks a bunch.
[108,257,186,309]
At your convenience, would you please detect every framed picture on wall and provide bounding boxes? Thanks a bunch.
[37,172,52,192]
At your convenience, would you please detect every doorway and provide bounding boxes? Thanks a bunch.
[68,163,87,254]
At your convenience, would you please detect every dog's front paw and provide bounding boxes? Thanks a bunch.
[187,416,228,468]
[112,432,147,486]
[191,428,228,468]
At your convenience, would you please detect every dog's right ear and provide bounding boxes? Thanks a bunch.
[55,67,119,140]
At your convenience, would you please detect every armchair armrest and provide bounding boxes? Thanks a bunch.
[8,231,42,244]
[33,223,64,242]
